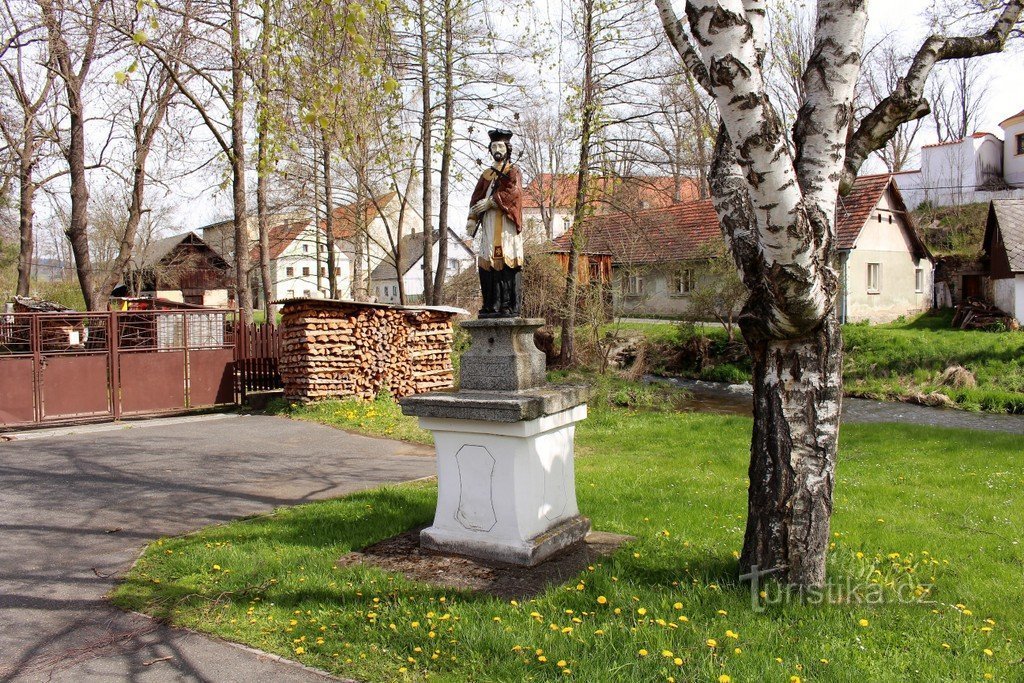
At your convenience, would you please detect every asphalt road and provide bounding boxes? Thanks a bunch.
[0,414,434,682]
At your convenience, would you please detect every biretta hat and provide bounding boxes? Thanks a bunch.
[488,128,513,143]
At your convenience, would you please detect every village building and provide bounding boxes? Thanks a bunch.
[552,174,933,324]
[896,106,1024,209]
[983,198,1024,322]
[522,174,703,242]
[129,232,234,307]
[370,229,475,304]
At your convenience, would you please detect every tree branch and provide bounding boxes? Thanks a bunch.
[843,0,1024,191]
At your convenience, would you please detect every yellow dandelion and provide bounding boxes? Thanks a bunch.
[294,647,305,654]
[718,676,731,683]
[661,650,673,658]
[673,657,683,665]
[637,608,647,616]
[557,660,567,667]
[725,629,739,639]
[597,596,607,604]
[638,649,648,657]
[858,618,870,627]
[594,629,604,635]
[984,649,993,657]
[707,639,718,648]
[537,655,547,662]
[673,602,683,609]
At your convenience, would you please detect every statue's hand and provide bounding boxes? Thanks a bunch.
[465,218,477,234]
[470,198,494,215]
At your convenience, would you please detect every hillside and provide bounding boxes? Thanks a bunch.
[912,201,989,259]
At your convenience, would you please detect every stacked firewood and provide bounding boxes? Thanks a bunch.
[279,299,459,402]
[952,298,1019,331]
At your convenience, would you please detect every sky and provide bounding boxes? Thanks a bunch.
[167,0,1024,235]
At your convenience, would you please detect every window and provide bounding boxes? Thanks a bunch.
[562,217,572,233]
[303,289,311,297]
[673,269,695,294]
[1017,133,1024,156]
[335,267,341,275]
[302,243,310,253]
[286,289,295,298]
[393,286,398,296]
[867,263,881,293]
[589,261,601,282]
[320,267,326,276]
[624,274,644,296]
[915,268,924,293]
[285,266,294,277]
[302,266,310,277]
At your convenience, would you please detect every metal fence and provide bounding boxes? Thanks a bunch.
[0,309,236,429]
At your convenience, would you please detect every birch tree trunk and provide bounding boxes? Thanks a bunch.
[230,0,252,323]
[657,0,1023,587]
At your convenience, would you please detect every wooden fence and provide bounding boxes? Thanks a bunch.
[235,322,282,399]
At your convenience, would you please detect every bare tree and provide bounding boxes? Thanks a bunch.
[39,0,107,310]
[0,0,59,296]
[657,0,1023,587]
[928,57,991,141]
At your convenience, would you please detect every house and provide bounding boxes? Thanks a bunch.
[130,232,234,307]
[551,174,933,323]
[897,106,1024,209]
[249,219,350,301]
[522,174,703,242]
[835,174,933,323]
[983,198,1024,322]
[370,229,476,304]
[329,192,425,295]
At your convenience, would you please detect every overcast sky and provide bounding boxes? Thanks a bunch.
[181,1,1023,233]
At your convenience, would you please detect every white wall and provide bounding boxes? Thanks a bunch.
[1003,118,1024,186]
[522,207,574,241]
[373,232,475,304]
[992,274,1024,321]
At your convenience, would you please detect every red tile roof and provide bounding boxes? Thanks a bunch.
[248,219,313,263]
[552,174,927,263]
[324,192,397,239]
[523,174,702,212]
[550,200,722,264]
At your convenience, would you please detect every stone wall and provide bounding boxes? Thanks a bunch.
[279,299,460,402]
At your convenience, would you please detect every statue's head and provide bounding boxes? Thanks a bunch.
[488,128,514,164]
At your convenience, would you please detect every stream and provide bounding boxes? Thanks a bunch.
[645,375,1024,436]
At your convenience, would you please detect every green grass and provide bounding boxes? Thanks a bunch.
[265,393,433,445]
[625,312,1024,414]
[113,398,1024,682]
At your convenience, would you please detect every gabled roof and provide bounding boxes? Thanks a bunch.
[836,174,930,259]
[552,174,929,265]
[248,219,314,263]
[326,192,398,239]
[370,229,474,280]
[137,232,225,269]
[984,199,1024,273]
[523,174,702,212]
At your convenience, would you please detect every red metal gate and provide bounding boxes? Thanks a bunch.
[0,309,236,429]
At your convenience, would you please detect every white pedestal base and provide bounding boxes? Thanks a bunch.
[417,404,589,566]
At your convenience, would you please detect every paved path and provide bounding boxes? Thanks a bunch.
[0,414,434,682]
[653,377,1024,435]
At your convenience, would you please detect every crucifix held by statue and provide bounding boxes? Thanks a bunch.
[466,128,524,318]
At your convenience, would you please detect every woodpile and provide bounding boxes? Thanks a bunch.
[279,299,460,402]
[952,299,1019,331]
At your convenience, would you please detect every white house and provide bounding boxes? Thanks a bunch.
[371,229,475,304]
[897,107,1024,208]
[552,174,933,324]
[254,219,351,301]
[983,198,1024,322]
[835,175,934,323]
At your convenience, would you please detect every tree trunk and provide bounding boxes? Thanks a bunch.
[16,152,35,297]
[418,0,434,305]
[432,0,454,304]
[230,0,252,323]
[740,312,843,588]
[66,88,96,309]
[322,129,338,298]
[559,0,595,366]
[256,0,275,319]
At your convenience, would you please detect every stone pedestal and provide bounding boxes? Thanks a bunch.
[401,318,589,566]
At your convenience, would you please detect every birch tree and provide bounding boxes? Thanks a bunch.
[656,0,1023,587]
